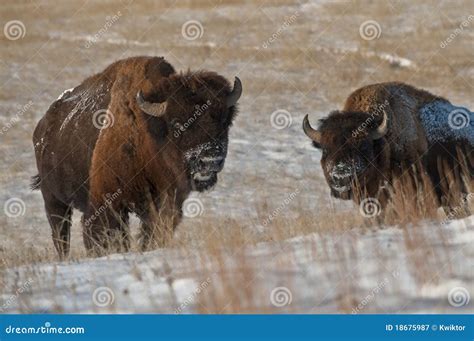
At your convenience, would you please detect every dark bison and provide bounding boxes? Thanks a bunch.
[32,56,242,258]
[303,82,473,213]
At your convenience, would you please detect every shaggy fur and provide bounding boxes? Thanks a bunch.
[32,56,240,258]
[306,82,473,211]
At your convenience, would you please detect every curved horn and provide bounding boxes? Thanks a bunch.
[369,111,388,140]
[226,77,242,108]
[303,114,322,143]
[136,91,167,117]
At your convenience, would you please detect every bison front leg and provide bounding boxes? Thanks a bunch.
[138,196,182,251]
[82,204,130,256]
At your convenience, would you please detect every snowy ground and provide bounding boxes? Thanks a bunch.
[2,216,473,313]
[1,0,473,313]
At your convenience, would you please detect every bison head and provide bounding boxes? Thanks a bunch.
[137,72,242,192]
[303,111,389,199]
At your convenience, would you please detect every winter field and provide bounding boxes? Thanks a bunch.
[1,0,473,313]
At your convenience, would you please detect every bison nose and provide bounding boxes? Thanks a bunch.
[200,156,225,172]
[331,172,352,184]
[330,171,353,193]
[330,162,354,184]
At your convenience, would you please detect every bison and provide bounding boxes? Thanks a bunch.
[32,56,242,258]
[303,82,473,214]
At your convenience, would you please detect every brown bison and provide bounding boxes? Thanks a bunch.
[32,56,242,258]
[303,82,473,213]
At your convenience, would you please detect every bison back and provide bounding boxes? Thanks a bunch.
[32,64,118,210]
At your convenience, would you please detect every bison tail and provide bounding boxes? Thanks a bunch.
[30,174,41,190]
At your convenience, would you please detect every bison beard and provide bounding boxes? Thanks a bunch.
[303,82,473,214]
[32,56,242,258]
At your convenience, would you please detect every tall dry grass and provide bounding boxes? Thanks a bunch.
[189,160,472,313]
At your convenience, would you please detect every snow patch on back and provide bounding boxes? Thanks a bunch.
[57,87,74,100]
[419,101,473,145]
[59,83,109,133]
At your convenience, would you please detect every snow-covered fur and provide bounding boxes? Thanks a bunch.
[419,100,473,145]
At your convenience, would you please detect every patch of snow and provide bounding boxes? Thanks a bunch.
[368,52,415,68]
[420,280,466,299]
[2,215,472,313]
[309,45,417,69]
[47,32,153,47]
[299,0,334,12]
[59,83,108,133]
[33,137,44,152]
[57,88,74,101]
[231,138,251,145]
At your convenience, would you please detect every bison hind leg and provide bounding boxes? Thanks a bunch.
[43,194,72,260]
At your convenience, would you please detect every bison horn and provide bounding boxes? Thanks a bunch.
[303,114,322,143]
[226,77,242,108]
[370,111,388,140]
[136,91,167,117]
